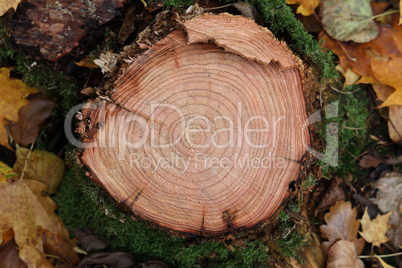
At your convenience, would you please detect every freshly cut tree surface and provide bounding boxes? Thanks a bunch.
[79,14,310,236]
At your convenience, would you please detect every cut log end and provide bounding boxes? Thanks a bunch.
[78,14,310,236]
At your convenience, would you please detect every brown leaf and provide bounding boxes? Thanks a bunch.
[320,201,365,253]
[9,98,55,147]
[327,240,364,268]
[320,0,378,43]
[359,154,382,168]
[0,169,79,267]
[77,252,135,268]
[359,208,391,247]
[232,2,264,25]
[73,227,108,252]
[0,237,27,268]
[315,177,345,214]
[388,105,402,143]
[0,67,38,149]
[371,172,402,248]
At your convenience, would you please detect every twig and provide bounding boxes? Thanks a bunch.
[343,126,368,130]
[19,142,35,181]
[329,85,360,95]
[359,251,402,259]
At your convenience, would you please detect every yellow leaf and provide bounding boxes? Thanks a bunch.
[372,57,402,107]
[0,161,18,183]
[375,254,396,268]
[13,146,65,194]
[0,67,38,149]
[359,208,392,247]
[0,164,79,267]
[74,57,99,69]
[336,65,361,88]
[0,0,21,16]
[399,0,402,25]
[287,0,320,16]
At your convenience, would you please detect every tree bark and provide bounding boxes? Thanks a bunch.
[78,14,310,236]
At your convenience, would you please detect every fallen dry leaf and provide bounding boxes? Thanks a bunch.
[73,227,108,252]
[371,172,402,248]
[372,57,402,108]
[375,254,396,268]
[0,163,79,267]
[13,146,65,194]
[319,25,401,79]
[327,240,364,268]
[77,252,136,268]
[320,201,365,253]
[75,58,99,69]
[388,105,402,143]
[359,208,391,247]
[0,67,38,149]
[0,0,21,16]
[335,65,361,89]
[0,161,18,183]
[320,0,379,43]
[9,98,56,147]
[315,177,345,214]
[371,83,402,143]
[0,237,26,268]
[287,0,320,16]
[359,154,382,168]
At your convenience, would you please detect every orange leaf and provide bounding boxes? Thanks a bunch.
[0,0,21,16]
[372,57,402,107]
[0,68,38,149]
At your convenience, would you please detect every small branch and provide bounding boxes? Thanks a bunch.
[329,85,360,95]
[19,142,35,181]
[343,126,368,130]
[359,251,402,259]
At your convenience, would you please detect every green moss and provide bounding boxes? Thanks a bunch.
[177,240,269,267]
[56,154,271,266]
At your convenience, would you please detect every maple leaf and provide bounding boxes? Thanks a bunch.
[287,0,320,16]
[0,0,21,16]
[371,172,402,248]
[0,163,79,267]
[359,208,391,247]
[13,146,65,194]
[320,201,365,253]
[0,68,38,149]
[327,240,364,268]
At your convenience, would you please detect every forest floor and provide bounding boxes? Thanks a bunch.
[0,0,401,267]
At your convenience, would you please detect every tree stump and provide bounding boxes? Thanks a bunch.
[78,14,310,236]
